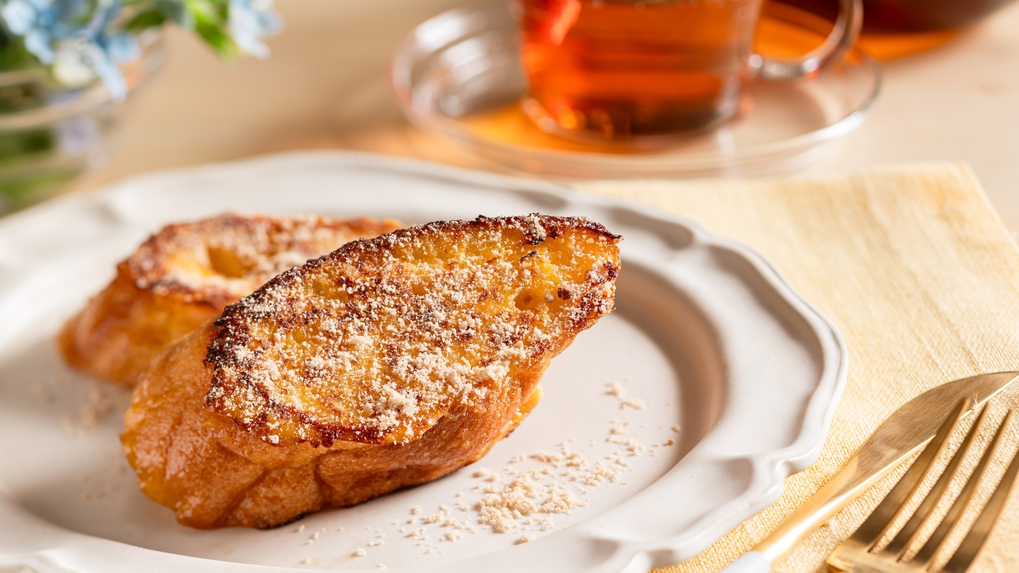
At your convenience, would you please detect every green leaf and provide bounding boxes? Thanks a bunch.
[0,27,43,72]
[156,0,194,29]
[194,18,237,56]
[125,9,168,31]
[0,129,56,167]
[184,0,239,57]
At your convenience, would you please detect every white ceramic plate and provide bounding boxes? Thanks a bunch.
[0,152,846,573]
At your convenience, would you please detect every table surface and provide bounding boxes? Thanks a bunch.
[67,0,1019,235]
[47,4,1019,571]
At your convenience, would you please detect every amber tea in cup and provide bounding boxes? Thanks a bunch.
[518,0,860,139]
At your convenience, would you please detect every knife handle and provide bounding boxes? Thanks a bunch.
[718,552,770,573]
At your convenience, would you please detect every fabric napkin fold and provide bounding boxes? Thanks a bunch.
[576,162,1019,573]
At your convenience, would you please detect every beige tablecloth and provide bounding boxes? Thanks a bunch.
[577,162,1019,572]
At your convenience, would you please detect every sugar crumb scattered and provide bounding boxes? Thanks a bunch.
[423,511,445,524]
[316,375,676,554]
[606,380,625,397]
[621,397,646,410]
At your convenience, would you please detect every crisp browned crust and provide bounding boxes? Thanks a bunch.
[205,214,620,447]
[122,214,621,528]
[58,214,403,387]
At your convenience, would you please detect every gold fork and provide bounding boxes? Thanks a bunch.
[826,398,1019,573]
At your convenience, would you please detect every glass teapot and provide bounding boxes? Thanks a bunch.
[776,0,1016,57]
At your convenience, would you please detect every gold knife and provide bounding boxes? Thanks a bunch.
[718,372,1019,573]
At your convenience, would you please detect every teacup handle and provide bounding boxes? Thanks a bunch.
[753,0,862,80]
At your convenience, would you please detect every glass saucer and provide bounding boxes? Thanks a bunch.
[390,3,882,179]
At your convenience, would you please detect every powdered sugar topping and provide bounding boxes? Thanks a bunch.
[206,215,621,446]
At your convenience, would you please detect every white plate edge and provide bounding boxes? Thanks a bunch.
[0,150,849,572]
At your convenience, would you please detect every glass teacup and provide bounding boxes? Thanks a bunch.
[517,0,861,140]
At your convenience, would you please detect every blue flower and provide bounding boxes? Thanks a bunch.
[228,0,281,59]
[3,0,90,63]
[2,0,284,100]
[1,0,140,100]
[2,1,37,36]
[53,35,138,99]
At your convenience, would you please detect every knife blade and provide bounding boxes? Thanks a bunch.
[719,371,1019,573]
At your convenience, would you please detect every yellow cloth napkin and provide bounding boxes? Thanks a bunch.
[576,162,1019,573]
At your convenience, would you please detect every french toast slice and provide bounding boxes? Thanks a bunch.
[58,214,402,387]
[121,214,621,529]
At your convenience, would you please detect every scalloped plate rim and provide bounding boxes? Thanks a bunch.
[0,151,847,573]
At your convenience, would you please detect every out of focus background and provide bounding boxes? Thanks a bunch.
[52,0,1019,233]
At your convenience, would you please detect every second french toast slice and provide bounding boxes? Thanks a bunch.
[58,214,403,387]
[122,214,621,528]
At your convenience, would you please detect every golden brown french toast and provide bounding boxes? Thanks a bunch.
[121,214,621,529]
[58,214,402,387]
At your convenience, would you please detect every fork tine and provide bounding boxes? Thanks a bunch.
[936,411,1019,573]
[879,406,992,558]
[941,441,1019,572]
[912,410,1014,569]
[845,398,971,549]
